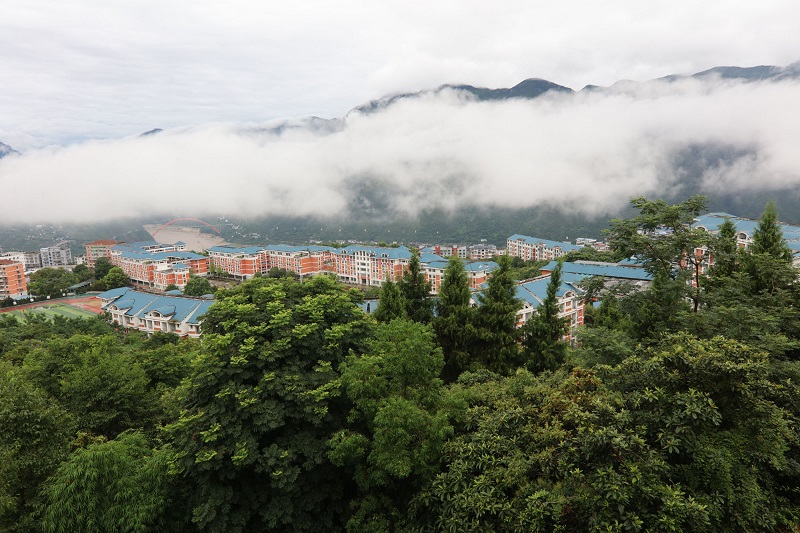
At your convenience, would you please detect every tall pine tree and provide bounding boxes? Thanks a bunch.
[521,262,567,373]
[399,248,433,324]
[472,255,521,374]
[433,256,476,381]
[374,276,406,323]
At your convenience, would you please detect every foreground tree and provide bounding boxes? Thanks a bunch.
[432,256,476,381]
[39,432,172,533]
[471,255,521,374]
[102,266,130,290]
[166,276,374,532]
[398,249,433,324]
[329,319,454,531]
[373,277,405,323]
[521,262,567,373]
[183,275,214,297]
[93,256,114,280]
[0,365,74,531]
[744,202,795,295]
[609,195,709,312]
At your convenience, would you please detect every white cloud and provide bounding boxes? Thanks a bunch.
[1,77,798,224]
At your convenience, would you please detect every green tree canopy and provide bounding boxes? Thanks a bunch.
[166,275,374,532]
[183,275,214,296]
[93,256,113,280]
[433,256,476,381]
[398,248,433,324]
[102,266,130,290]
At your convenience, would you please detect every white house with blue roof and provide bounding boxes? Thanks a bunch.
[506,234,582,262]
[97,287,214,338]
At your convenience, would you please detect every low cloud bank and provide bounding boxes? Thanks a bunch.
[1,76,799,224]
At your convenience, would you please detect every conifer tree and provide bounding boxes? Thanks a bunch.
[374,277,406,323]
[745,202,795,295]
[399,248,433,323]
[710,217,739,279]
[472,255,521,374]
[433,256,476,381]
[522,262,567,373]
[751,202,792,260]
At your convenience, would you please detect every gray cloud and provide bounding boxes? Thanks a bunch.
[1,76,798,224]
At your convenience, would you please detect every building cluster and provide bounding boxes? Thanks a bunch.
[693,212,800,266]
[207,244,499,292]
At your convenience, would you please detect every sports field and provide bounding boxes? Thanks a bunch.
[2,303,100,321]
[0,296,104,322]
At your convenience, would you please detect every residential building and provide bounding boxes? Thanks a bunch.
[506,234,582,262]
[469,244,498,260]
[84,239,124,268]
[0,251,41,271]
[109,241,209,289]
[207,245,266,280]
[512,273,585,341]
[40,242,73,267]
[97,287,213,338]
[423,260,499,293]
[429,245,468,259]
[0,260,27,299]
[207,244,337,281]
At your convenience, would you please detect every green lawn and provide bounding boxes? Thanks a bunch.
[4,304,99,321]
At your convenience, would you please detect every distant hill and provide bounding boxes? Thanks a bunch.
[0,141,19,158]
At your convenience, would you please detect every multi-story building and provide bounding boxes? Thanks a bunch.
[469,244,498,260]
[207,245,337,281]
[40,242,73,268]
[0,251,41,271]
[0,260,27,299]
[423,260,499,293]
[84,239,124,268]
[506,234,582,262]
[109,241,208,290]
[207,246,266,280]
[97,287,213,338]
[264,245,337,278]
[512,273,585,341]
[429,245,468,259]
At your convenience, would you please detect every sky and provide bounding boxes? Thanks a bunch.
[1,0,799,223]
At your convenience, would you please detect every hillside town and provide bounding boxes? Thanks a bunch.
[3,211,800,340]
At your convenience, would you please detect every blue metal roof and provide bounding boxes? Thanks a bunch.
[541,261,652,281]
[100,289,214,325]
[207,245,265,255]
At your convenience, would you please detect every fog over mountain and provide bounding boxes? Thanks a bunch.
[1,63,799,225]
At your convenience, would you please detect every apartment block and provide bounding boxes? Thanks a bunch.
[84,239,124,268]
[40,242,73,267]
[0,251,41,271]
[0,260,27,299]
[506,234,582,262]
[109,241,208,290]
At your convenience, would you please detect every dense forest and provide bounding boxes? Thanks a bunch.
[1,196,799,532]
